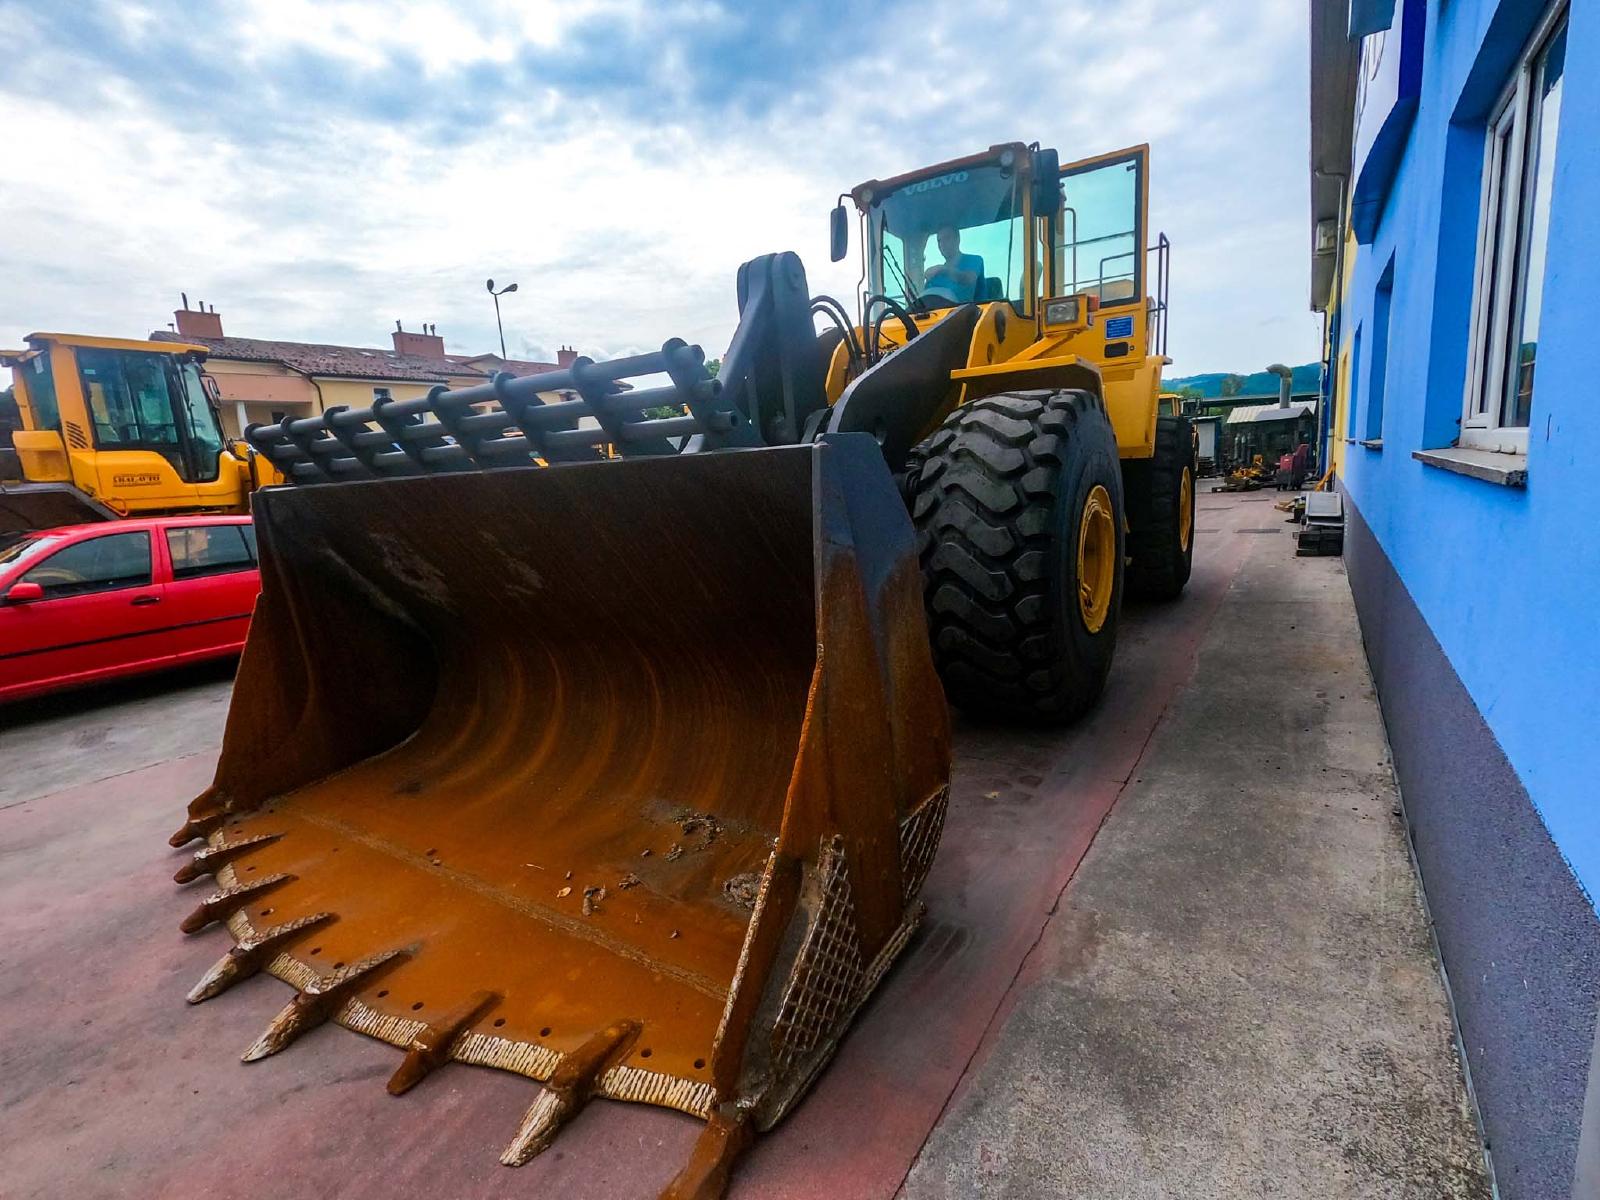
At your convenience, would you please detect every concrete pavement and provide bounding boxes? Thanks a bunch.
[901,498,1490,1196]
[0,492,1489,1197]
[0,660,233,809]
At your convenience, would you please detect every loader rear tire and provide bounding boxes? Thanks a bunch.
[1123,415,1196,600]
[910,389,1124,724]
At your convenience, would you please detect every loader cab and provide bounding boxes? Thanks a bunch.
[853,143,1038,321]
[4,334,250,523]
[839,141,1170,459]
[846,142,1166,361]
[74,346,228,483]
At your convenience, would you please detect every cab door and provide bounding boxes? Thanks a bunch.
[159,523,260,662]
[0,528,171,699]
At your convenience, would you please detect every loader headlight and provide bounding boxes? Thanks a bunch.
[1045,297,1080,327]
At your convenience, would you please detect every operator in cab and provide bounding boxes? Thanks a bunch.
[921,226,985,305]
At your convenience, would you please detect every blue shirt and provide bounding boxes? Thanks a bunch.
[925,253,986,303]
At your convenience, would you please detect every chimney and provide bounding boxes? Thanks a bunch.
[392,321,446,360]
[1267,363,1293,409]
[174,295,223,339]
[557,345,579,368]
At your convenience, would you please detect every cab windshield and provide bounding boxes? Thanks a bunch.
[76,349,226,482]
[869,162,1027,313]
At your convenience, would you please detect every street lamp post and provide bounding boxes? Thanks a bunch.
[486,278,518,360]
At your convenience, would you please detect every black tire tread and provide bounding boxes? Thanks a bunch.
[910,390,1121,723]
[1125,415,1196,599]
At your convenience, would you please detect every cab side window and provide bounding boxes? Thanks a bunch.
[21,532,152,599]
[166,526,255,580]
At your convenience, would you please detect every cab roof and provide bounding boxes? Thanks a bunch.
[850,142,1034,208]
[23,332,210,357]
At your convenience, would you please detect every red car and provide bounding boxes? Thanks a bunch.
[0,515,260,704]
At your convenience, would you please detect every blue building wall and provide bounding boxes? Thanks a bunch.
[1328,0,1600,1193]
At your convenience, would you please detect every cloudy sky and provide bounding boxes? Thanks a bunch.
[0,0,1320,375]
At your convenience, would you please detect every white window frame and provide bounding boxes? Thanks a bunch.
[1461,2,1567,454]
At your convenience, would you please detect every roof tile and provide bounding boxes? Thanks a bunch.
[149,330,487,383]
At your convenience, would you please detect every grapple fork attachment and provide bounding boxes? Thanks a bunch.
[173,433,950,1197]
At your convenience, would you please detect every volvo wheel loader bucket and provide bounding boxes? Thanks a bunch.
[171,433,950,1198]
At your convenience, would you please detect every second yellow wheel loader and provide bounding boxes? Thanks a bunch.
[169,141,1193,1199]
[0,334,275,537]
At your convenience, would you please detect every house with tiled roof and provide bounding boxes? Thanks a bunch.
[150,304,582,439]
[448,349,575,377]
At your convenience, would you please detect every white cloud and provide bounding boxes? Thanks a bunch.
[0,0,1320,375]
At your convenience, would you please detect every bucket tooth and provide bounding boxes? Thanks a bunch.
[500,1019,642,1166]
[500,1089,569,1167]
[186,911,335,1004]
[659,1106,754,1200]
[179,873,294,935]
[174,833,282,885]
[169,810,226,848]
[387,989,501,1095]
[241,948,408,1063]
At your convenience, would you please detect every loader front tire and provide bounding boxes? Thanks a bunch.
[1123,415,1197,600]
[910,390,1124,724]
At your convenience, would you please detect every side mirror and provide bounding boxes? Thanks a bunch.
[829,203,850,263]
[5,581,44,603]
[1030,147,1061,215]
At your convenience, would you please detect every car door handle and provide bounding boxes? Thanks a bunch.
[130,595,162,606]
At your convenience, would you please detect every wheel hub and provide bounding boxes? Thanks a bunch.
[1178,466,1194,553]
[1077,484,1116,634]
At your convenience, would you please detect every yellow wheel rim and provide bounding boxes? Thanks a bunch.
[1178,466,1194,553]
[1077,484,1116,634]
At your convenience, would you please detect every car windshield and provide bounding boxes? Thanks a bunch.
[869,162,1026,312]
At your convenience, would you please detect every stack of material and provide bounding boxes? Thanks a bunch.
[1296,490,1345,556]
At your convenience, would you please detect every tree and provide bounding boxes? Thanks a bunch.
[0,385,18,442]
[1220,373,1246,398]
[642,357,720,420]
[1175,385,1204,401]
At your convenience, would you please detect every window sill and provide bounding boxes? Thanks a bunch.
[1358,438,1383,450]
[1412,447,1527,487]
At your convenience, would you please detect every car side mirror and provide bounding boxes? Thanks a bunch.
[5,581,44,603]
[829,203,849,262]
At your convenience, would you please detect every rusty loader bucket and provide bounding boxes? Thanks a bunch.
[170,433,950,1197]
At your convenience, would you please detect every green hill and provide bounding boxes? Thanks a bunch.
[1165,362,1321,399]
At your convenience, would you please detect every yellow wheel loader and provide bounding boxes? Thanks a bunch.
[169,141,1192,1198]
[0,333,270,536]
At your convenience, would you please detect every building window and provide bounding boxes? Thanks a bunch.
[1462,5,1567,453]
[1366,257,1394,442]
[1347,324,1364,439]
